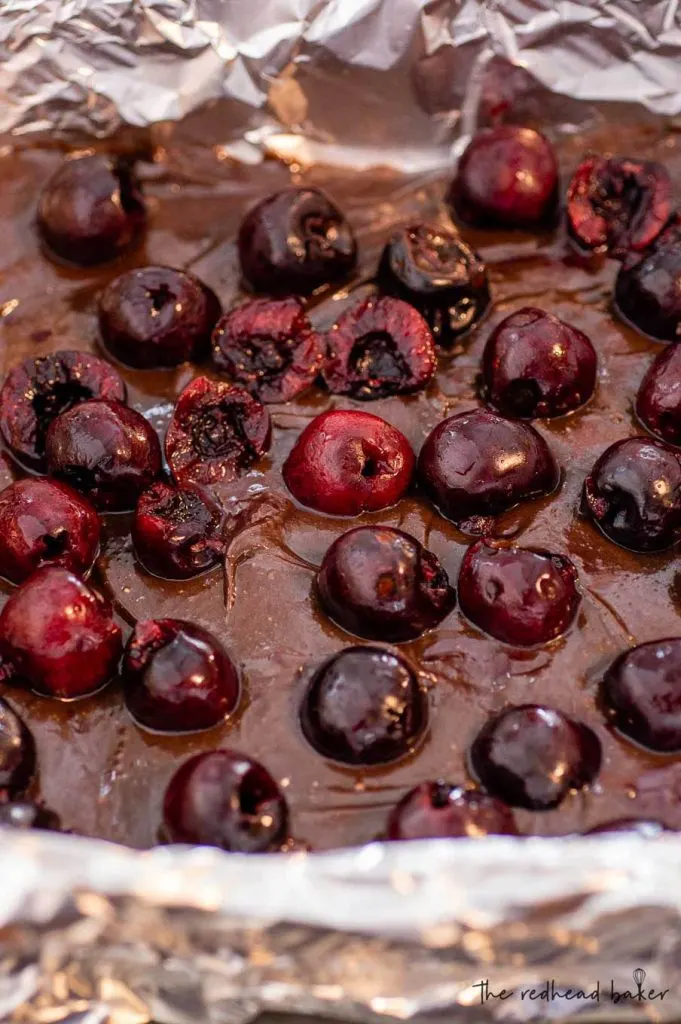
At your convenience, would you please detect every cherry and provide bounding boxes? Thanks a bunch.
[0,567,122,699]
[447,126,558,229]
[163,749,288,852]
[481,307,597,419]
[46,399,161,512]
[283,410,415,516]
[124,619,239,734]
[317,526,455,642]
[165,376,271,488]
[99,265,221,369]
[37,153,146,265]
[458,539,581,647]
[300,646,427,765]
[614,240,681,343]
[470,704,601,810]
[238,187,357,295]
[324,296,436,400]
[0,478,100,584]
[602,638,681,753]
[581,437,681,552]
[566,156,670,257]
[0,350,126,473]
[586,819,668,836]
[385,781,518,840]
[0,698,35,798]
[636,345,681,445]
[212,297,325,403]
[133,481,223,580]
[0,801,60,831]
[378,222,490,347]
[417,408,559,526]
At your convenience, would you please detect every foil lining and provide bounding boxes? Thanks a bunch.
[3,1,681,1022]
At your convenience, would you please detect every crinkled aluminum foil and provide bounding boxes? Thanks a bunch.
[3,2,681,1023]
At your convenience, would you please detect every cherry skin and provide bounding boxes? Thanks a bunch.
[300,646,428,765]
[283,410,415,516]
[123,619,239,734]
[0,801,60,831]
[615,241,681,343]
[385,781,518,840]
[133,481,224,580]
[317,526,455,642]
[636,344,681,445]
[582,437,681,552]
[481,307,597,419]
[0,477,100,584]
[45,399,162,512]
[447,125,558,229]
[458,539,581,647]
[0,697,35,798]
[163,749,288,852]
[417,407,559,527]
[0,567,122,699]
[470,704,601,810]
[602,638,681,753]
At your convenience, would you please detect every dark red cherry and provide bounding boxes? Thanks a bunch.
[317,526,455,642]
[283,410,415,516]
[602,638,681,753]
[163,749,288,852]
[165,376,271,488]
[0,567,122,699]
[566,156,670,257]
[458,539,581,647]
[0,800,60,831]
[45,399,161,512]
[470,704,601,810]
[212,297,325,402]
[481,307,597,419]
[133,481,223,580]
[0,478,100,584]
[586,818,668,836]
[385,781,518,840]
[447,126,558,229]
[417,408,559,527]
[0,697,35,798]
[378,222,490,347]
[99,265,221,369]
[582,437,681,552]
[636,345,681,445]
[238,187,357,295]
[123,619,239,734]
[614,240,681,343]
[324,296,436,400]
[0,350,126,473]
[37,154,146,266]
[301,646,427,765]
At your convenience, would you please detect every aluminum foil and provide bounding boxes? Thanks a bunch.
[3,1,681,1023]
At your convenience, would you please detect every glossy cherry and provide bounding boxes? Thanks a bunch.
[0,567,122,699]
[0,801,60,831]
[582,437,681,552]
[566,156,670,257]
[45,399,161,512]
[615,240,681,343]
[165,376,271,487]
[0,477,100,584]
[378,222,490,347]
[0,350,126,473]
[99,265,221,369]
[602,638,681,753]
[301,646,428,765]
[470,704,601,810]
[385,781,518,840]
[317,526,455,642]
[417,408,559,527]
[133,481,224,580]
[481,307,597,419]
[324,296,436,399]
[37,153,146,265]
[124,619,239,734]
[458,539,581,647]
[212,297,325,402]
[283,410,415,516]
[0,698,35,798]
[238,187,357,295]
[163,749,288,852]
[447,125,558,229]
[636,345,681,445]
